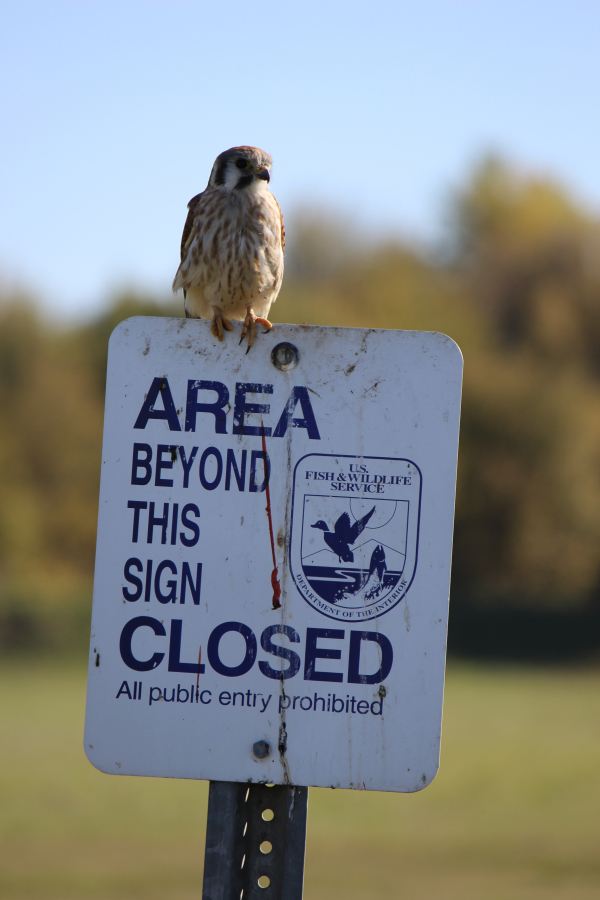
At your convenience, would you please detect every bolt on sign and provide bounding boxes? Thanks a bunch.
[84,319,462,793]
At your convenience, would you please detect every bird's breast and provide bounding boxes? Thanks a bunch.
[174,189,283,319]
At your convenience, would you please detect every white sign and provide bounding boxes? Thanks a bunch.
[84,318,462,792]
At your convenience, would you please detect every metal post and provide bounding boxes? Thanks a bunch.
[202,781,308,900]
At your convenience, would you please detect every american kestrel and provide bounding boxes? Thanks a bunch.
[172,146,285,350]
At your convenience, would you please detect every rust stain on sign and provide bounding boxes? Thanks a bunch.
[261,421,281,610]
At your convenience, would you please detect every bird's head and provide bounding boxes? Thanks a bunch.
[208,146,273,193]
[311,520,329,532]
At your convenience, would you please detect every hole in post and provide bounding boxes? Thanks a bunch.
[260,841,272,854]
[258,875,271,888]
[262,809,274,821]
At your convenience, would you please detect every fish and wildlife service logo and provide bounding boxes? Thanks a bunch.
[290,454,421,622]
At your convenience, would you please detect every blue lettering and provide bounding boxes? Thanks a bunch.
[199,447,223,490]
[207,622,257,677]
[304,628,344,682]
[185,380,229,434]
[168,619,204,673]
[134,378,181,431]
[131,443,152,485]
[179,504,200,547]
[259,624,301,680]
[122,557,143,601]
[180,562,202,605]
[154,560,177,603]
[119,616,166,671]
[233,383,273,436]
[347,631,393,684]
[273,386,320,440]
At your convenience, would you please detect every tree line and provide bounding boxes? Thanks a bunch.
[2,157,600,657]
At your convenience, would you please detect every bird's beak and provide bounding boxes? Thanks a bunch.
[256,167,270,182]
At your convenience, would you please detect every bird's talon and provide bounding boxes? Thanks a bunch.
[255,317,273,331]
[239,308,260,351]
[211,307,232,342]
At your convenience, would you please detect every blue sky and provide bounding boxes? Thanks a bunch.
[1,0,599,315]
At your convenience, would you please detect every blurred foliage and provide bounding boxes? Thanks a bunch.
[2,156,600,654]
[281,158,600,612]
[0,292,182,651]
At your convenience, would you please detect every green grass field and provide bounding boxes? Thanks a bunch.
[1,661,599,899]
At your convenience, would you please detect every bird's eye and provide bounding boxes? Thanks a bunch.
[235,159,248,169]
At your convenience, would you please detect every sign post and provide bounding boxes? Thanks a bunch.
[202,781,308,899]
[84,318,462,897]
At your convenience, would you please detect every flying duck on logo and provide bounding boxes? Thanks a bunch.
[290,454,422,622]
[311,506,376,561]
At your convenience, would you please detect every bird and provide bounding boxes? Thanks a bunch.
[311,507,376,562]
[172,146,285,350]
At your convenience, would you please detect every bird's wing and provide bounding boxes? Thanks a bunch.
[334,511,352,539]
[272,195,285,253]
[348,506,376,544]
[180,192,204,260]
[173,190,222,293]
